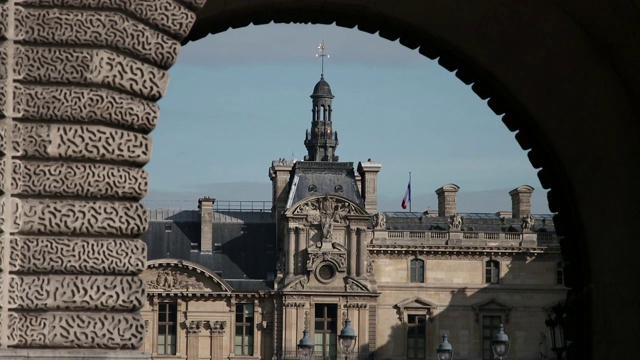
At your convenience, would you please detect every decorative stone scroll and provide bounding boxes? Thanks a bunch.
[0,0,205,354]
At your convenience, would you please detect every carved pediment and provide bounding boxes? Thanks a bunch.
[283,275,309,291]
[288,195,369,223]
[143,259,232,294]
[345,278,370,292]
[396,297,439,311]
[472,298,512,323]
[395,297,438,322]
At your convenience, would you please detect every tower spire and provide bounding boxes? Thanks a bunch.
[305,46,338,162]
[316,41,330,78]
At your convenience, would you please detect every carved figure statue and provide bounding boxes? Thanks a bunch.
[374,212,387,229]
[522,214,535,231]
[449,213,462,230]
[321,214,333,241]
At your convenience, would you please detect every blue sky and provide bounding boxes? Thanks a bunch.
[146,24,550,213]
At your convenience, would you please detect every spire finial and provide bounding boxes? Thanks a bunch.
[316,41,330,78]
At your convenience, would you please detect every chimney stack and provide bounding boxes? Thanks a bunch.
[435,184,460,217]
[357,160,382,214]
[269,159,294,217]
[509,185,534,218]
[198,197,215,253]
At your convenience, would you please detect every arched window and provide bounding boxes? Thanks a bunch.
[410,259,424,283]
[485,260,500,284]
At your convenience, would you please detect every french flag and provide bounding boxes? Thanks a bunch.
[401,182,411,210]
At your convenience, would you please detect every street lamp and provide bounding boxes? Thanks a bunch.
[436,334,454,360]
[491,324,510,359]
[297,329,314,360]
[338,318,357,360]
[545,305,566,360]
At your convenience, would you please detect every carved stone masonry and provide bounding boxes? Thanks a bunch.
[209,320,227,336]
[0,0,205,355]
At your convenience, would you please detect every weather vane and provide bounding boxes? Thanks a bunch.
[316,41,330,78]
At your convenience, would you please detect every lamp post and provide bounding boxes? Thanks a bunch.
[338,319,357,360]
[297,329,314,360]
[545,304,566,360]
[436,334,454,360]
[491,324,510,360]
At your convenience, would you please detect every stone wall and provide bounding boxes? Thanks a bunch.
[0,1,204,356]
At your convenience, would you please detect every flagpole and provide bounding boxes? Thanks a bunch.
[409,172,412,212]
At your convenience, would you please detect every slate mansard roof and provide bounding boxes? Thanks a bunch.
[286,161,363,209]
[142,210,276,291]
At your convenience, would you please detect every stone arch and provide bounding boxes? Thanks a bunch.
[0,1,637,359]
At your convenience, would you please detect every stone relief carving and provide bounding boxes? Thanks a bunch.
[306,251,347,272]
[14,123,151,165]
[448,213,462,230]
[15,85,159,132]
[13,46,169,100]
[373,212,386,229]
[8,275,145,310]
[14,161,148,199]
[7,312,145,348]
[285,276,309,291]
[294,195,365,226]
[345,279,368,292]
[208,320,227,335]
[16,0,196,40]
[367,254,375,275]
[0,0,203,352]
[188,320,203,334]
[9,237,146,274]
[16,7,180,69]
[18,199,148,236]
[146,270,207,291]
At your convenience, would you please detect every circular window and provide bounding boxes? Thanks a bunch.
[315,263,337,283]
[334,185,343,193]
[308,184,318,192]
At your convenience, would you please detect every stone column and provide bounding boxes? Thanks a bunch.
[286,228,296,279]
[199,197,216,253]
[296,227,305,274]
[187,321,202,360]
[357,228,366,277]
[210,321,226,360]
[348,228,357,277]
[0,1,205,357]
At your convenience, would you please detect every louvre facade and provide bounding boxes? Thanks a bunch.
[139,77,566,360]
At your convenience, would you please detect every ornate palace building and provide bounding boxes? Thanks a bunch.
[139,77,567,360]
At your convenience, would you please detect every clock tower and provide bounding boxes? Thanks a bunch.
[304,75,339,161]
